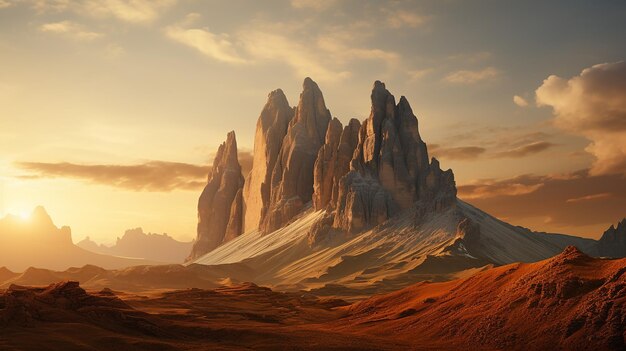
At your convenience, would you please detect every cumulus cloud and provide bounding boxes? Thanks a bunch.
[458,170,626,232]
[444,67,500,84]
[492,141,556,158]
[14,153,253,192]
[429,144,486,160]
[536,61,626,175]
[40,20,103,41]
[513,95,528,107]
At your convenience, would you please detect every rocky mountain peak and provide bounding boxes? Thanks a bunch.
[260,78,331,233]
[328,81,456,233]
[243,88,294,233]
[188,131,245,261]
[597,218,626,258]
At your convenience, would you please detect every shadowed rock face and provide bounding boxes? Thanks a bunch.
[597,218,626,258]
[243,89,294,233]
[261,78,331,233]
[188,132,244,261]
[332,81,457,233]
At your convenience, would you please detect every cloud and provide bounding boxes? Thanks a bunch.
[566,192,612,203]
[492,141,556,158]
[14,153,253,192]
[39,21,103,41]
[536,61,626,175]
[459,170,626,234]
[385,10,430,28]
[164,25,248,64]
[408,68,432,81]
[28,0,176,24]
[513,95,528,107]
[429,144,486,160]
[444,67,500,84]
[0,0,12,9]
[290,0,337,11]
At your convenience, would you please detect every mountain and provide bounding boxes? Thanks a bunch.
[1,247,623,350]
[76,228,193,263]
[189,78,626,297]
[0,206,157,271]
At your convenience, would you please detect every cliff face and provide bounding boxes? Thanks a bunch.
[597,218,626,258]
[242,90,294,233]
[188,131,245,261]
[330,81,456,233]
[260,78,332,233]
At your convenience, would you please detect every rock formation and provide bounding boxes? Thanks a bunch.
[332,81,457,233]
[597,218,626,258]
[188,131,245,261]
[261,77,331,233]
[243,89,294,232]
[313,118,361,210]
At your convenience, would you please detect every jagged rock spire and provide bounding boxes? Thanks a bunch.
[187,131,245,261]
[332,81,456,233]
[243,89,294,232]
[260,78,332,233]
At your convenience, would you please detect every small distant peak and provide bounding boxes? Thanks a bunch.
[226,130,237,141]
[31,205,54,227]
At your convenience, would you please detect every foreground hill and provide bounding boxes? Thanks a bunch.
[77,228,194,263]
[0,207,157,271]
[0,247,623,350]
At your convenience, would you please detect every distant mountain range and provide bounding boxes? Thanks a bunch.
[0,207,158,271]
[77,228,193,263]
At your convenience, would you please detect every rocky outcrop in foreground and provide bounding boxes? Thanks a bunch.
[188,132,244,261]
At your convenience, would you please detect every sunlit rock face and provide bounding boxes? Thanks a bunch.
[188,131,245,261]
[331,81,457,233]
[260,77,331,233]
[242,89,294,233]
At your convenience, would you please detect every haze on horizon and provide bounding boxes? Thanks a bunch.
[0,0,625,244]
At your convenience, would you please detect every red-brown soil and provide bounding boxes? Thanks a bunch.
[0,247,624,350]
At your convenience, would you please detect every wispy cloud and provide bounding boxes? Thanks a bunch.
[290,0,337,11]
[40,20,103,41]
[28,0,177,24]
[385,10,430,28]
[429,144,486,160]
[14,152,253,192]
[164,25,248,64]
[492,141,556,158]
[459,170,626,230]
[444,67,500,84]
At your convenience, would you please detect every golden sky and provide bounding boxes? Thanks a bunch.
[1,0,625,243]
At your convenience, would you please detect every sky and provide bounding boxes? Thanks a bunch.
[0,0,625,243]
